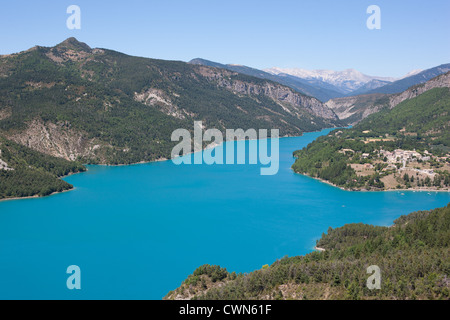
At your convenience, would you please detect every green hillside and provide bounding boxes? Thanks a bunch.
[0,38,341,199]
[0,38,339,165]
[0,137,85,200]
[358,87,450,147]
[165,204,450,300]
[292,87,450,191]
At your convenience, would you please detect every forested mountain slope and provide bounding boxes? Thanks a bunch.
[293,80,450,191]
[0,38,340,166]
[326,72,450,124]
[165,204,450,300]
[0,38,342,199]
[0,136,85,199]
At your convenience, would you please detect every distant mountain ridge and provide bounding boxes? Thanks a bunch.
[349,79,391,96]
[264,64,449,97]
[325,71,450,124]
[190,59,450,103]
[264,67,396,94]
[189,58,344,102]
[363,63,450,95]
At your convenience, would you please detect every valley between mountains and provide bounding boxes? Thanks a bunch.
[0,38,449,199]
[0,38,340,199]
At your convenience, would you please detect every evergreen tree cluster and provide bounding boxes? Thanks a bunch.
[0,137,85,199]
[167,204,450,300]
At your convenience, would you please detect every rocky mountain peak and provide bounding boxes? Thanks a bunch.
[55,37,91,52]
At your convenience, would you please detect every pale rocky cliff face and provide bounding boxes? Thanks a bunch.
[134,88,191,119]
[7,119,107,161]
[325,94,387,125]
[226,80,338,120]
[195,67,339,121]
[388,72,450,108]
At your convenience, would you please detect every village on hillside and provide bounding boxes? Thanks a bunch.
[342,146,450,190]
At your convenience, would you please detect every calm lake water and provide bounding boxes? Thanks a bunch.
[0,128,449,299]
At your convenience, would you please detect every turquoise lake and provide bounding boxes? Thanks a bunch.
[0,128,449,299]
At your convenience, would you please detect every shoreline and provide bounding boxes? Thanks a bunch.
[0,132,323,203]
[3,126,447,203]
[0,169,86,203]
[97,132,314,167]
[295,170,450,193]
[0,188,74,203]
[97,157,169,167]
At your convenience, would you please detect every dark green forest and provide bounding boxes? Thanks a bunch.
[166,204,450,300]
[0,137,85,199]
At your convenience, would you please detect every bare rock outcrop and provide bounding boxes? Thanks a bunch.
[388,72,450,108]
[134,88,194,119]
[7,119,102,161]
[194,66,339,121]
[228,80,338,120]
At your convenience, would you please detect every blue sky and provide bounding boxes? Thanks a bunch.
[0,0,449,77]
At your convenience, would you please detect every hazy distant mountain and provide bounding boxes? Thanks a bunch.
[189,58,344,102]
[264,67,396,94]
[325,71,450,125]
[349,79,391,96]
[362,63,450,95]
[399,69,423,79]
